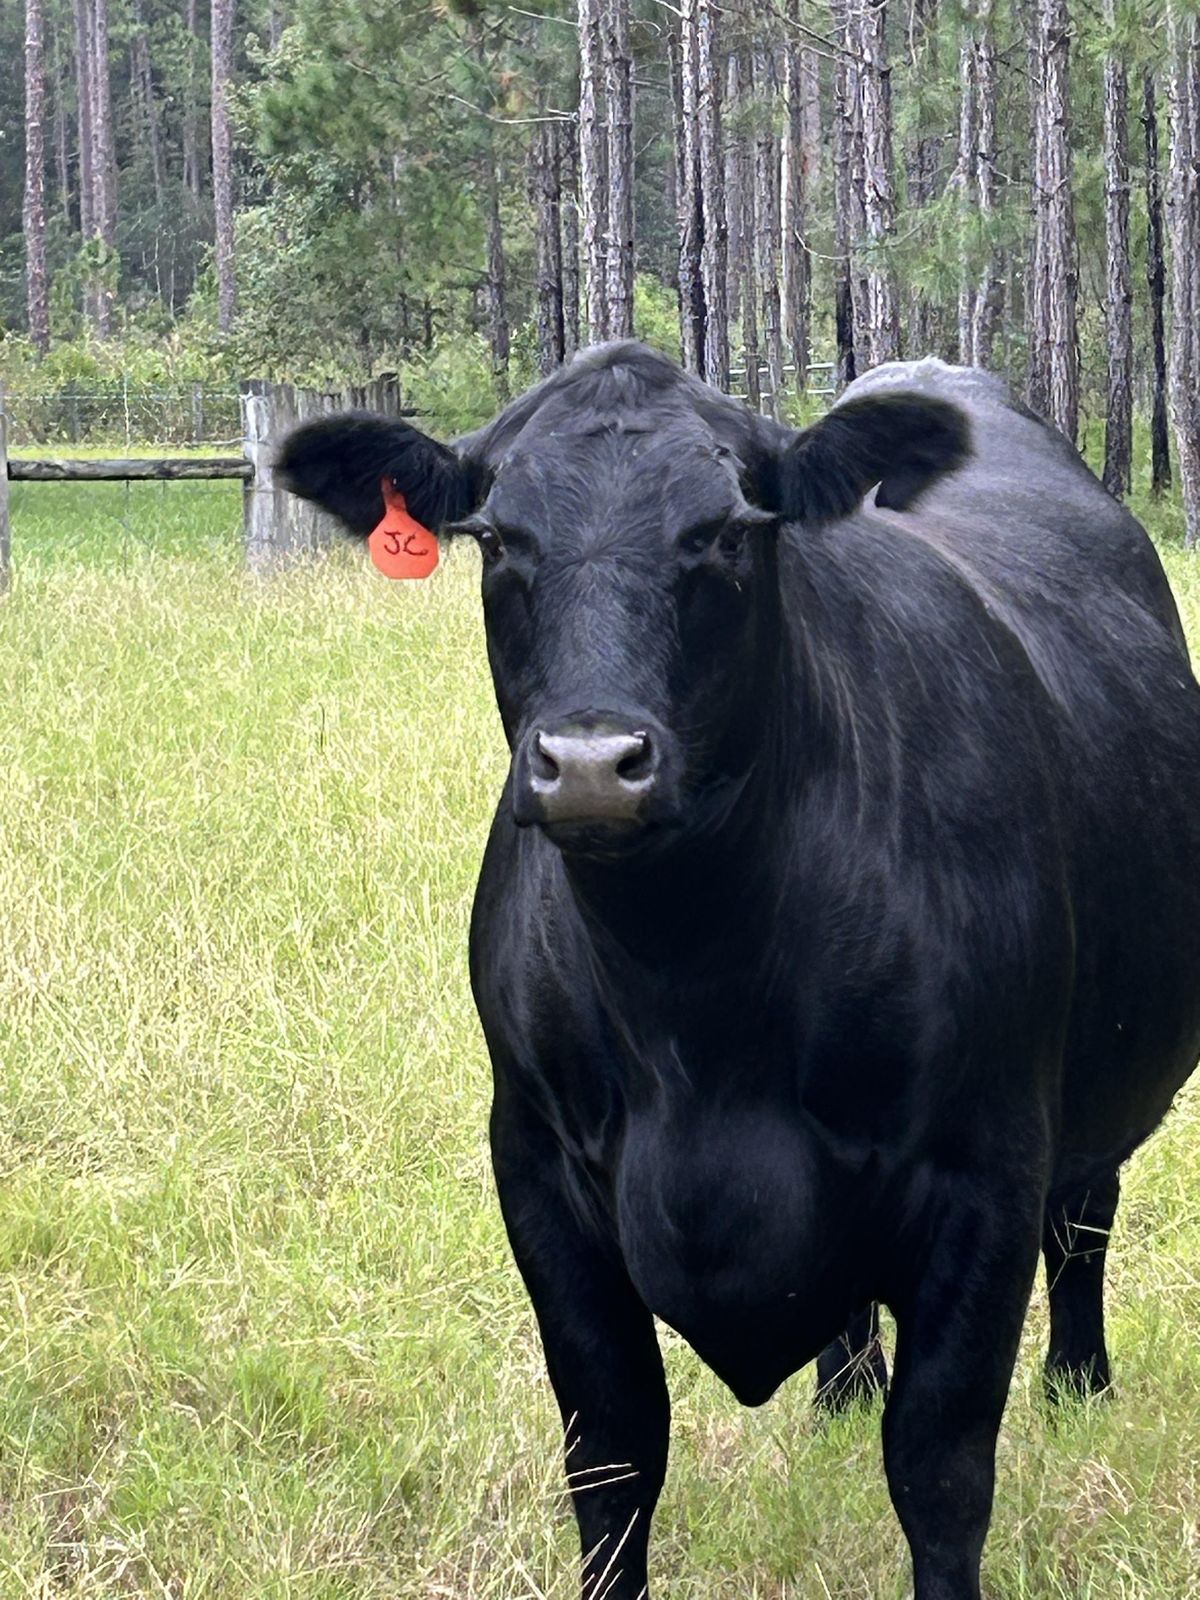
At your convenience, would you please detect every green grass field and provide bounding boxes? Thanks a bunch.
[1,481,1198,1599]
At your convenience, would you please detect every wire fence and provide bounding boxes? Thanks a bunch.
[3,385,243,449]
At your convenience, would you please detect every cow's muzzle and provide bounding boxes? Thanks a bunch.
[512,712,677,844]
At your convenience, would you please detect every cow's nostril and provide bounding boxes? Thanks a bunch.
[532,732,560,783]
[616,732,654,783]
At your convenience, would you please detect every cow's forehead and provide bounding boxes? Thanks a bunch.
[486,420,743,536]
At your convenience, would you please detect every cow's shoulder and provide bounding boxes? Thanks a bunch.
[844,360,1186,658]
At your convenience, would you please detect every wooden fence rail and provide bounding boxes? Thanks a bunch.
[0,378,412,589]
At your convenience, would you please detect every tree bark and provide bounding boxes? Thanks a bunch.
[530,123,565,377]
[560,121,581,359]
[183,0,202,204]
[854,0,900,367]
[603,0,635,339]
[211,0,236,331]
[1101,0,1132,497]
[971,3,1003,366]
[1024,0,1048,417]
[737,49,760,408]
[754,46,784,416]
[783,25,813,392]
[24,0,50,353]
[1031,0,1078,441]
[724,49,742,355]
[579,0,609,344]
[1143,68,1171,496]
[698,0,728,389]
[485,158,511,400]
[954,17,978,361]
[831,0,857,387]
[1166,6,1200,546]
[72,0,93,249]
[131,6,166,212]
[905,0,941,354]
[52,9,70,224]
[89,0,117,333]
[676,0,705,373]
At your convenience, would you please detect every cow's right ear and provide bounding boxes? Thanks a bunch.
[275,413,481,538]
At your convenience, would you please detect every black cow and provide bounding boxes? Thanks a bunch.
[278,344,1200,1600]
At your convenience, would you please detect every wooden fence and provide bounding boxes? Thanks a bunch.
[0,376,411,591]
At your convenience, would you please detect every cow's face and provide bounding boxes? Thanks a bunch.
[278,345,967,859]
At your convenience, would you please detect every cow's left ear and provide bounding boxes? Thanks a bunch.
[768,393,970,523]
[276,412,482,538]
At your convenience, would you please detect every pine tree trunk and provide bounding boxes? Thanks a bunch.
[724,50,743,354]
[1024,0,1048,416]
[183,0,202,205]
[90,0,117,333]
[560,122,581,359]
[676,0,705,373]
[753,47,784,416]
[52,12,70,224]
[603,0,634,340]
[73,0,93,239]
[905,0,940,354]
[955,19,978,361]
[24,0,50,353]
[698,0,728,389]
[831,0,857,387]
[738,50,760,408]
[131,7,166,211]
[1032,0,1078,441]
[783,19,813,392]
[530,123,565,377]
[1101,0,1132,497]
[971,3,1003,366]
[579,0,609,344]
[485,158,510,400]
[855,0,900,366]
[1143,68,1171,496]
[211,0,236,331]
[1166,6,1200,546]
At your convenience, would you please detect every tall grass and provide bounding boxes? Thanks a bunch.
[0,483,1197,1598]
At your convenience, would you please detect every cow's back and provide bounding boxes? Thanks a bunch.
[841,360,1200,1187]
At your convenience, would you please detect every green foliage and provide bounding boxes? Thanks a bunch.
[634,274,683,362]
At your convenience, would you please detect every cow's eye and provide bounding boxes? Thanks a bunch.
[477,526,506,565]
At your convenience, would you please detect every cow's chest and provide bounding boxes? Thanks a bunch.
[609,1099,869,1404]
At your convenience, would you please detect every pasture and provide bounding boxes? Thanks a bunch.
[0,480,1198,1599]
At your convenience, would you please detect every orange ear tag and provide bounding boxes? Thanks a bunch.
[367,477,439,579]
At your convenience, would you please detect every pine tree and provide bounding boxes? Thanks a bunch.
[1166,5,1200,545]
[854,0,899,366]
[698,0,728,390]
[603,0,635,340]
[211,0,236,331]
[579,0,609,344]
[23,0,50,353]
[1102,0,1133,497]
[1143,68,1171,495]
[1031,0,1078,440]
[90,0,117,333]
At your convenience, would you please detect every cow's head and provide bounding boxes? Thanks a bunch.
[278,344,968,858]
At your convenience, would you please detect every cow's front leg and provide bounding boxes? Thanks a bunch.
[882,1180,1043,1600]
[492,1101,669,1600]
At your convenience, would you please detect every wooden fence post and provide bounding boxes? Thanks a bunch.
[242,381,341,572]
[241,379,409,573]
[0,387,10,596]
